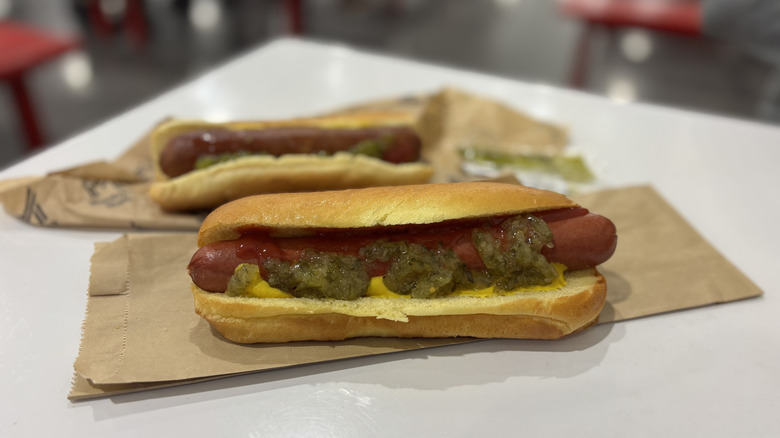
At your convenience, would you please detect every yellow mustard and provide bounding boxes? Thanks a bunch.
[240,263,567,299]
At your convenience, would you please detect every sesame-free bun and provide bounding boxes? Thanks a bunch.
[192,268,606,343]
[190,182,604,344]
[197,181,579,245]
[148,112,434,211]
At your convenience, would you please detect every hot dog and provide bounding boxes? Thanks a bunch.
[148,112,434,211]
[189,182,617,343]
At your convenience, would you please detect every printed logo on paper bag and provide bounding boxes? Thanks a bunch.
[21,188,49,225]
[134,162,154,182]
[82,180,129,207]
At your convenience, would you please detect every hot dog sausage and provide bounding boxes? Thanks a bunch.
[542,213,617,270]
[159,126,422,178]
[189,211,617,293]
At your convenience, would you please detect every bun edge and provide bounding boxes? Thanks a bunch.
[191,268,606,343]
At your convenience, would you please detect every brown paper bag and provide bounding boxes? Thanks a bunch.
[69,185,763,400]
[416,87,570,183]
[0,131,205,230]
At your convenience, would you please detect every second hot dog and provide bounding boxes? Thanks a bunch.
[148,112,435,211]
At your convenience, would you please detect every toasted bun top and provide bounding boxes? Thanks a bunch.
[197,182,578,246]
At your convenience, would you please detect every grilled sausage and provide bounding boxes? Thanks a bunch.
[189,210,617,293]
[159,126,422,178]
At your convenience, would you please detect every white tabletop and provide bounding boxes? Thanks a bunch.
[2,38,779,437]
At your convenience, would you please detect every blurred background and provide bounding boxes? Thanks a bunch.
[1,0,778,169]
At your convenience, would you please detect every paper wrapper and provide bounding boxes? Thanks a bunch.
[70,185,763,400]
[0,88,565,228]
[0,132,205,230]
[416,88,568,183]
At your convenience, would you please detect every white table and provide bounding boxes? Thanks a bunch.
[2,38,779,437]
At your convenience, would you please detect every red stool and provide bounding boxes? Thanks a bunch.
[560,0,702,88]
[86,0,148,47]
[0,21,80,150]
[285,0,303,34]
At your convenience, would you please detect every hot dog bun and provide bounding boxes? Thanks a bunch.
[192,268,606,343]
[148,112,434,211]
[191,182,606,343]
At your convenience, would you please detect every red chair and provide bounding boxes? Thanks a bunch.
[0,21,80,150]
[560,0,702,88]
